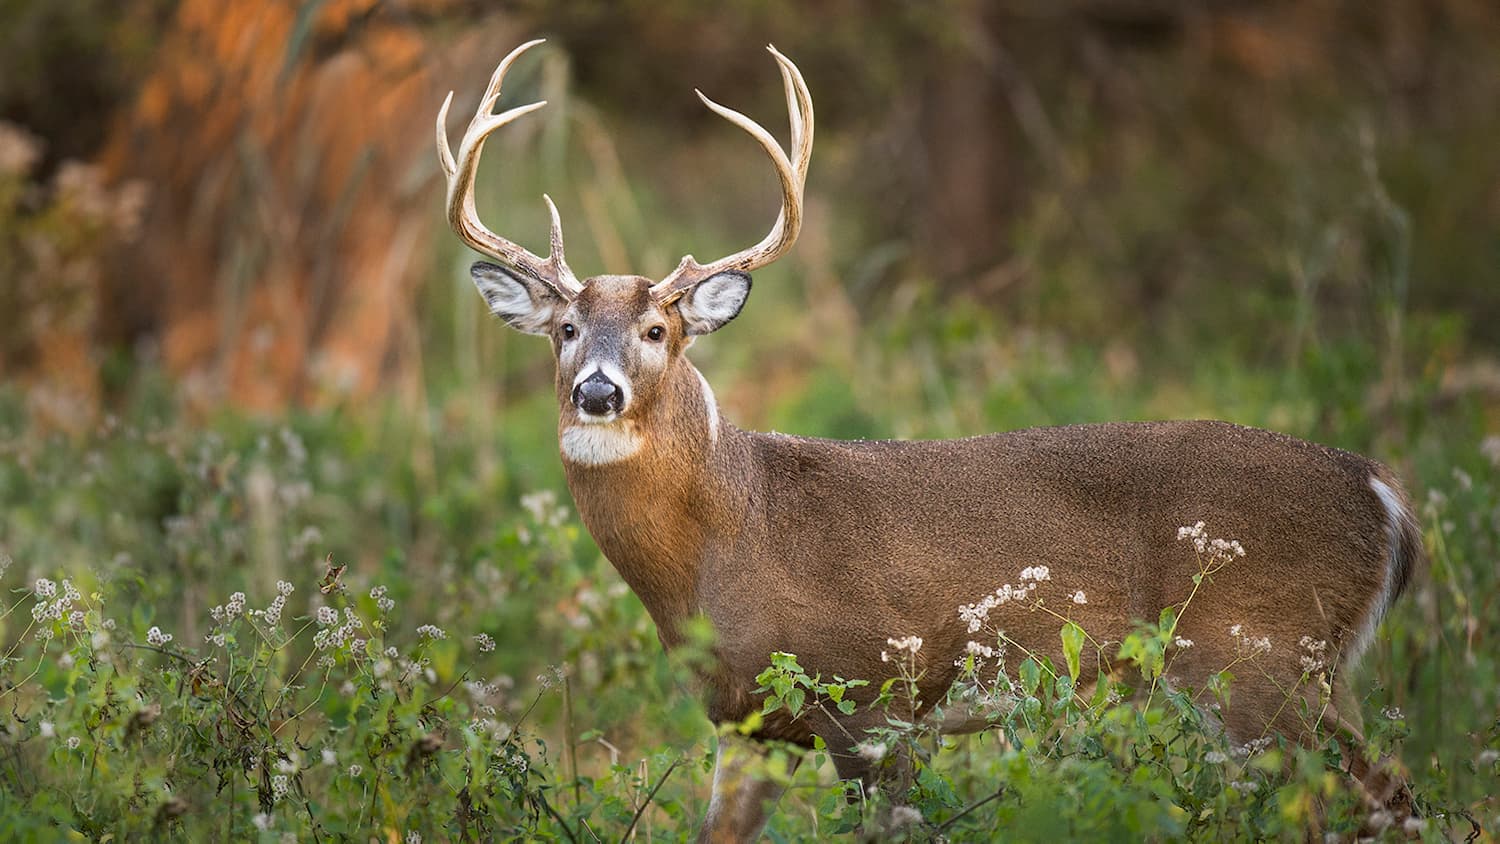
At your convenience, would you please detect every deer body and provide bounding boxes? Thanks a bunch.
[437,42,1420,841]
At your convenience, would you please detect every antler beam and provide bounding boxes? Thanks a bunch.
[436,39,582,298]
[649,45,814,304]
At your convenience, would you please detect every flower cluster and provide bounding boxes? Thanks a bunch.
[958,566,1058,634]
[370,585,395,613]
[1297,636,1329,673]
[145,626,174,646]
[1176,521,1247,561]
[30,578,83,640]
[881,635,924,663]
[254,581,295,626]
[312,607,364,653]
[210,592,246,623]
[1229,624,1272,657]
[473,633,496,653]
[416,624,447,641]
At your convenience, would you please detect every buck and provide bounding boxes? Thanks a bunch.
[437,40,1421,840]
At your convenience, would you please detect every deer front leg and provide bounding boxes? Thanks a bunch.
[698,732,801,843]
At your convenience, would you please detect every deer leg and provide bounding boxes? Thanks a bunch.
[697,733,800,844]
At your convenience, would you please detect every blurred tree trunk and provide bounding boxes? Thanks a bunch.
[98,0,516,411]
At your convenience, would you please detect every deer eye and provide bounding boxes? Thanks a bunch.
[646,325,665,342]
[561,323,577,340]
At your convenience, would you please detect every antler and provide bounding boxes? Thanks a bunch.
[649,45,814,305]
[436,39,583,298]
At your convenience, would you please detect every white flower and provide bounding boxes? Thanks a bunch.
[416,624,446,640]
[34,578,57,598]
[474,633,496,653]
[39,721,55,738]
[856,741,887,762]
[1382,706,1404,720]
[1018,565,1051,582]
[1071,590,1087,605]
[66,736,81,750]
[321,748,337,766]
[964,641,996,658]
[146,626,173,646]
[885,636,923,656]
[1478,749,1499,766]
[253,813,273,831]
[317,606,337,626]
[889,806,923,828]
[347,763,363,777]
[1173,637,1194,649]
[405,832,423,844]
[270,774,289,802]
[276,580,294,597]
[1204,750,1228,764]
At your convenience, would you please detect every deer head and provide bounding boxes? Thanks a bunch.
[437,40,811,449]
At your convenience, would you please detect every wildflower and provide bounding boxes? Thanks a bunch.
[253,813,273,830]
[856,741,887,762]
[321,748,337,766]
[226,592,246,616]
[882,636,923,662]
[276,580,294,597]
[34,578,57,599]
[889,806,923,829]
[39,721,54,738]
[474,633,496,653]
[1230,779,1259,793]
[347,764,363,777]
[1298,636,1329,672]
[1071,590,1087,605]
[146,626,173,646]
[406,832,423,844]
[270,774,289,802]
[1382,706,1404,721]
[1204,750,1228,764]
[964,640,996,658]
[1173,637,1194,649]
[1478,749,1499,766]
[208,632,226,647]
[316,606,337,626]
[1018,565,1051,582]
[416,624,446,640]
[370,585,395,613]
[1481,435,1500,467]
[66,736,81,750]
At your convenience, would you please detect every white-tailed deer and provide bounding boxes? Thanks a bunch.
[438,40,1421,840]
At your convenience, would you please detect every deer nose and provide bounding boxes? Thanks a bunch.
[573,371,622,415]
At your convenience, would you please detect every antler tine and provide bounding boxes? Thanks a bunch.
[436,39,582,297]
[650,45,814,304]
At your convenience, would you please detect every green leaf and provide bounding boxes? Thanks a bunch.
[1019,657,1041,696]
[837,699,857,715]
[1060,621,1085,682]
[786,687,806,716]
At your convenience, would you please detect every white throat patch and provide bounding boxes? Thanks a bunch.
[695,367,720,444]
[561,423,643,466]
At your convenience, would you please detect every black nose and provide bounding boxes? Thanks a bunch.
[572,371,622,415]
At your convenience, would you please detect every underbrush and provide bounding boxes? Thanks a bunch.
[0,368,1496,840]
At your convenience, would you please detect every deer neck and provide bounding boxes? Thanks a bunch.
[559,359,743,646]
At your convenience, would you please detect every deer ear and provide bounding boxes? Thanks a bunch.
[677,270,751,335]
[470,261,563,335]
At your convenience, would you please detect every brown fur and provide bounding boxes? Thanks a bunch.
[484,273,1427,838]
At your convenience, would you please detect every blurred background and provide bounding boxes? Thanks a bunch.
[2,0,1499,831]
[4,0,1498,427]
